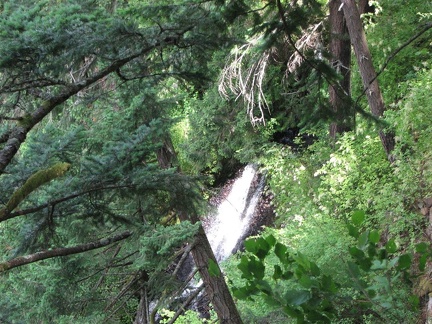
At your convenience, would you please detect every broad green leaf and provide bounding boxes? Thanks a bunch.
[283,305,303,319]
[232,287,250,299]
[208,258,220,277]
[347,261,360,277]
[397,254,412,270]
[299,274,314,288]
[321,275,338,293]
[347,224,359,238]
[349,246,365,259]
[419,254,428,271]
[274,242,289,264]
[244,238,258,254]
[294,252,310,270]
[416,242,429,253]
[262,294,281,307]
[282,270,294,280]
[369,230,380,244]
[265,234,276,247]
[352,210,365,226]
[367,289,376,298]
[385,239,397,253]
[238,256,253,279]
[273,265,283,280]
[370,259,387,270]
[249,257,266,280]
[310,262,321,277]
[358,230,369,249]
[284,289,311,306]
[256,279,272,295]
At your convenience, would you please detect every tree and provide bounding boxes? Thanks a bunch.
[0,1,244,322]
[328,0,352,139]
[341,0,395,159]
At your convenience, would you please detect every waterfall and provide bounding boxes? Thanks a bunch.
[205,164,265,262]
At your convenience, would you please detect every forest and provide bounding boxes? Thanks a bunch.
[0,0,431,323]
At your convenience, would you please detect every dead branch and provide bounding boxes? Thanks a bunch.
[0,231,132,272]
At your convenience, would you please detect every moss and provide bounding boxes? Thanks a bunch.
[0,162,71,218]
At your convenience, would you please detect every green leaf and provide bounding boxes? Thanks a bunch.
[282,270,294,280]
[249,257,266,280]
[265,234,276,247]
[385,239,397,253]
[358,230,369,249]
[208,258,220,277]
[352,210,365,226]
[262,294,281,307]
[321,275,338,293]
[397,254,412,270]
[244,238,258,254]
[274,242,289,264]
[273,265,283,280]
[256,279,272,295]
[416,242,429,253]
[284,290,311,306]
[238,256,253,279]
[419,254,428,271]
[349,246,365,259]
[347,224,359,239]
[347,261,360,278]
[299,274,314,288]
[369,230,380,244]
[310,262,321,277]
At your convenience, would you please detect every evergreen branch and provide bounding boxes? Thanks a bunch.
[0,162,71,221]
[0,231,132,272]
[0,30,192,174]
[2,184,135,222]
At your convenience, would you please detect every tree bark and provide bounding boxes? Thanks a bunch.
[156,140,243,323]
[178,212,243,324]
[0,231,132,272]
[329,0,353,139]
[341,0,395,159]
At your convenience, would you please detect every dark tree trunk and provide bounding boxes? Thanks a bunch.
[341,0,395,159]
[329,0,353,139]
[157,140,243,324]
[178,212,243,324]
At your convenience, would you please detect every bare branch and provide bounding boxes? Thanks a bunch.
[0,231,132,272]
[218,36,270,125]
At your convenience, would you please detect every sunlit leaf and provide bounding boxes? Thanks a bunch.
[208,258,220,277]
[369,230,380,244]
[385,239,397,253]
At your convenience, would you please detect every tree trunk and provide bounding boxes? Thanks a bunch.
[157,140,243,324]
[134,287,149,324]
[178,212,243,324]
[329,0,353,139]
[341,0,395,159]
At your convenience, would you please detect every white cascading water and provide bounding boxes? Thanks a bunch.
[205,164,265,262]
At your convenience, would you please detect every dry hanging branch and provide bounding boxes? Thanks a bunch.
[286,21,324,73]
[218,35,270,125]
[218,19,325,125]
